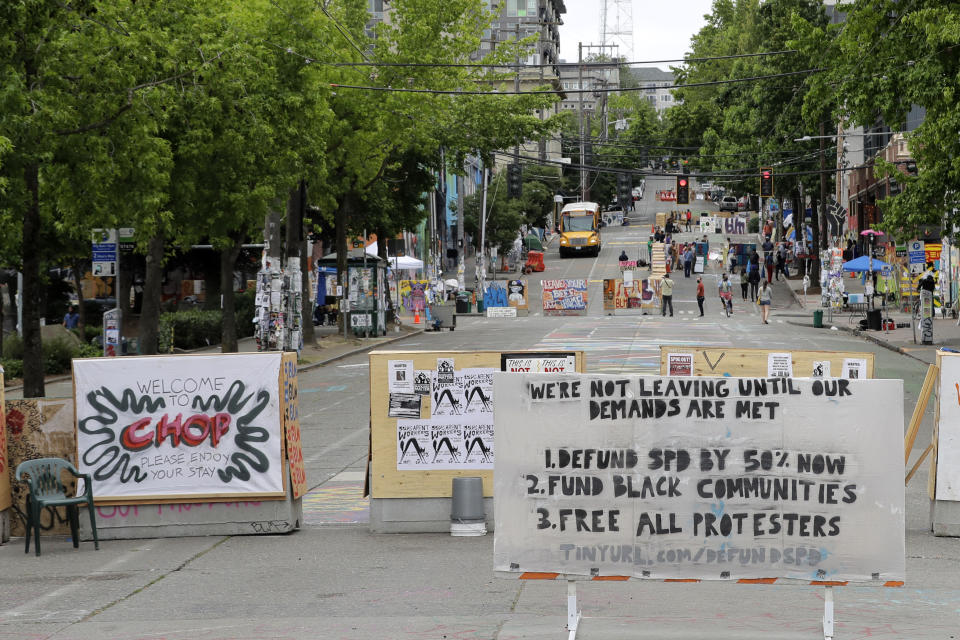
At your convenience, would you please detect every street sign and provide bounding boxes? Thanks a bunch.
[118,227,136,253]
[908,240,925,267]
[92,228,118,276]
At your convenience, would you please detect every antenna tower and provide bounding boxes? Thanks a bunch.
[601,0,634,60]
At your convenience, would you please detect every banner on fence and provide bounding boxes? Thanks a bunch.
[493,373,905,582]
[74,353,287,502]
[542,279,588,315]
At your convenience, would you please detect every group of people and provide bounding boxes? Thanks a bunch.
[658,271,771,322]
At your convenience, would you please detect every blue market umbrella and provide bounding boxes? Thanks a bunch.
[841,255,891,273]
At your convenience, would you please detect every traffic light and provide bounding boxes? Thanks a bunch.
[583,142,593,165]
[507,163,523,199]
[617,173,632,206]
[676,175,689,205]
[760,168,773,197]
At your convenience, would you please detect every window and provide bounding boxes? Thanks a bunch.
[661,95,672,102]
[507,0,537,17]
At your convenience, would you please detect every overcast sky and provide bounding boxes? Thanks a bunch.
[557,0,716,69]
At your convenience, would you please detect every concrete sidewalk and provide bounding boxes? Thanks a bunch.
[780,274,959,366]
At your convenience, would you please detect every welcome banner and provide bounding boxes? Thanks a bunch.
[74,354,285,502]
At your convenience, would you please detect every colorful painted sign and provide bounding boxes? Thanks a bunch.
[399,280,429,313]
[0,368,9,512]
[74,354,286,502]
[494,374,905,582]
[541,279,588,315]
[602,278,659,313]
[281,353,307,499]
[507,280,528,310]
[4,398,77,535]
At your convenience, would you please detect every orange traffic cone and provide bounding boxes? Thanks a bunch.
[414,310,421,324]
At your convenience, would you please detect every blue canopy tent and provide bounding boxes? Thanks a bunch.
[842,255,891,273]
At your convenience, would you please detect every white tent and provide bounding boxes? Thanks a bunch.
[389,255,424,270]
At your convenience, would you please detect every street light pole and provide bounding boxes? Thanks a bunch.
[578,42,585,200]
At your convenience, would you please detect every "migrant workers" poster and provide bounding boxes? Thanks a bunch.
[74,354,285,502]
[493,373,905,583]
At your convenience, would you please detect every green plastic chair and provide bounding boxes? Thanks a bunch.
[15,458,100,557]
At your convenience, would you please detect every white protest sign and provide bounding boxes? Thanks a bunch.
[936,356,960,500]
[388,360,414,393]
[767,353,793,378]
[74,354,285,500]
[811,361,831,378]
[842,358,867,380]
[502,354,576,373]
[493,374,905,582]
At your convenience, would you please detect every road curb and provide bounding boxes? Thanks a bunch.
[298,328,426,372]
[783,319,932,366]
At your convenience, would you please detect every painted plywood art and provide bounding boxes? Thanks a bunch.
[5,398,77,536]
[0,369,9,512]
[399,280,429,313]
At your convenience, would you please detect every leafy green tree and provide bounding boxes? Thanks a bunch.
[795,0,960,240]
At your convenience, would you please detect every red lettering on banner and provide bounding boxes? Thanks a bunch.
[120,413,232,451]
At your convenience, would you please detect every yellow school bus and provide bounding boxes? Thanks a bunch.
[559,202,601,258]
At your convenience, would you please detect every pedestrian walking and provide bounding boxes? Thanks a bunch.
[685,209,692,232]
[683,246,694,277]
[740,263,750,300]
[660,274,675,317]
[748,254,761,301]
[696,277,705,316]
[63,305,79,329]
[775,247,785,281]
[727,245,737,272]
[758,279,772,323]
[764,250,774,284]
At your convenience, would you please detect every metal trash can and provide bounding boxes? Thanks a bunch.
[813,310,823,328]
[455,294,471,314]
[450,477,486,536]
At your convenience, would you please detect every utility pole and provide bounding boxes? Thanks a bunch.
[578,42,586,200]
[515,23,521,161]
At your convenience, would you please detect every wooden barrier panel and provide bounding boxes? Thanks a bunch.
[659,346,875,379]
[368,350,584,499]
[0,369,9,512]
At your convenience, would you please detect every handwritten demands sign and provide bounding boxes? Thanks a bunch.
[541,279,588,315]
[74,354,285,502]
[493,374,905,582]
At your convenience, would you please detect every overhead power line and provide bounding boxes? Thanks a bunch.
[320,49,800,69]
[330,67,824,96]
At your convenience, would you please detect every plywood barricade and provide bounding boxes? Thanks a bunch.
[63,352,304,539]
[659,346,875,380]
[493,372,905,640]
[368,350,584,532]
[0,369,9,543]
[929,350,960,536]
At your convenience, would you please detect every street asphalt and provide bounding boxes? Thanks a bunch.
[1,176,958,640]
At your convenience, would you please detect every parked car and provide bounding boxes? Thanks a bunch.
[719,196,738,212]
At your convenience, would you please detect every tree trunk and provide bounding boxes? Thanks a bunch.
[118,253,133,320]
[140,233,165,354]
[335,191,351,334]
[300,240,315,346]
[22,163,44,398]
[376,223,396,325]
[220,239,243,353]
[72,259,87,337]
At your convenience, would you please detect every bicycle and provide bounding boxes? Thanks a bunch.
[719,291,733,317]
